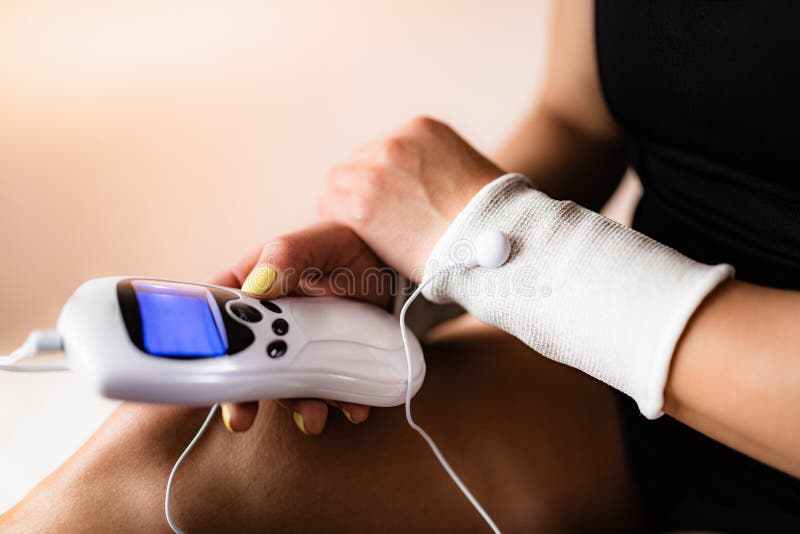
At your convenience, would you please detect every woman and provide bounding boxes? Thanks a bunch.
[3,1,798,532]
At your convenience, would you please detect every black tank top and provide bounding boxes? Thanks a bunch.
[595,1,800,529]
[597,0,800,288]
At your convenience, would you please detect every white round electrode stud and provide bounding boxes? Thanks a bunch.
[473,229,511,269]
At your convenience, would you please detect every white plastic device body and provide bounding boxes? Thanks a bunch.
[57,277,425,406]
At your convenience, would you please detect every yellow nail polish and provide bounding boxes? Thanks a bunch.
[292,411,309,435]
[341,406,358,424]
[241,265,277,295]
[221,404,235,433]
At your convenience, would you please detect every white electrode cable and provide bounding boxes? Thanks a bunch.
[164,229,510,533]
[0,330,69,372]
[163,271,503,534]
[165,403,219,534]
[400,264,502,534]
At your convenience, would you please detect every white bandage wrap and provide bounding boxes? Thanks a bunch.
[422,173,733,418]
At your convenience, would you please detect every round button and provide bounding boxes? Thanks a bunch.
[271,318,289,336]
[260,300,282,314]
[267,340,287,358]
[229,303,262,323]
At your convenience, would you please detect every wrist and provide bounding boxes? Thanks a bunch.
[411,171,513,282]
[445,169,505,220]
[422,173,532,287]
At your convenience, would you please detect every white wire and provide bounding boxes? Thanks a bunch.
[0,330,68,373]
[400,266,502,534]
[0,364,69,372]
[162,269,502,533]
[165,403,219,534]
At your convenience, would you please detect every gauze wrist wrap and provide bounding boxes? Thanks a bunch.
[422,173,733,418]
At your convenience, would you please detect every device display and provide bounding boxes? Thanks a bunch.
[132,281,228,358]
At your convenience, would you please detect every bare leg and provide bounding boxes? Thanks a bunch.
[1,319,643,533]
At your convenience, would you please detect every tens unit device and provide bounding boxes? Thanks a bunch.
[58,277,425,406]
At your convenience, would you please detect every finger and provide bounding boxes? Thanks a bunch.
[205,245,262,288]
[236,222,368,300]
[220,401,259,433]
[297,271,393,309]
[276,399,329,435]
[323,400,371,424]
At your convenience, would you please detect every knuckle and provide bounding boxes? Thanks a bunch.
[264,234,302,265]
[377,136,408,164]
[363,166,385,188]
[408,115,443,133]
[351,194,374,223]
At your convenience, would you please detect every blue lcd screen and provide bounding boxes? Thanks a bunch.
[133,282,228,358]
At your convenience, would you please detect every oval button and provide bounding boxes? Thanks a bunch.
[260,300,282,314]
[267,340,287,358]
[272,318,289,336]
[229,303,262,323]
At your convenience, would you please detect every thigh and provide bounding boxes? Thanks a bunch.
[2,318,642,533]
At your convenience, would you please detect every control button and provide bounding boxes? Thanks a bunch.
[271,318,289,336]
[229,303,262,323]
[260,300,282,314]
[267,340,287,358]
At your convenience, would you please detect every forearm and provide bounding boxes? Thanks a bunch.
[423,174,800,477]
[666,280,800,477]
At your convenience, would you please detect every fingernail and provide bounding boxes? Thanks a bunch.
[292,411,309,435]
[221,404,235,433]
[341,406,359,424]
[241,265,277,295]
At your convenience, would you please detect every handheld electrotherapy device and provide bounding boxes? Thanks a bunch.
[58,277,425,406]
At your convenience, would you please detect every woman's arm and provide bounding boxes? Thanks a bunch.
[494,0,629,212]
[316,0,800,474]
[667,281,800,477]
[322,118,800,477]
[488,1,800,475]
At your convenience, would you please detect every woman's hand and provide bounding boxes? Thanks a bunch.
[207,222,395,435]
[319,116,504,280]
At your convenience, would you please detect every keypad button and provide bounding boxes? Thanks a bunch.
[229,303,262,323]
[267,340,287,358]
[272,318,289,336]
[260,300,282,314]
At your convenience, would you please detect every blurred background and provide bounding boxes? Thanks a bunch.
[0,0,636,512]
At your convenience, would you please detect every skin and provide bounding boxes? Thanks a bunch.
[3,0,798,531]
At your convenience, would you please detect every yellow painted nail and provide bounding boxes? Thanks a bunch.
[221,404,235,433]
[341,406,359,424]
[241,265,277,295]
[292,411,309,435]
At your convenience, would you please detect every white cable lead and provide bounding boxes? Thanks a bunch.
[165,403,219,534]
[400,266,502,534]
[0,330,68,372]
[163,265,502,533]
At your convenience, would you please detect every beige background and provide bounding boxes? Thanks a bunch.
[0,0,637,512]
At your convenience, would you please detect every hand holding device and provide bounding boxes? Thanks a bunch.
[216,222,395,433]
